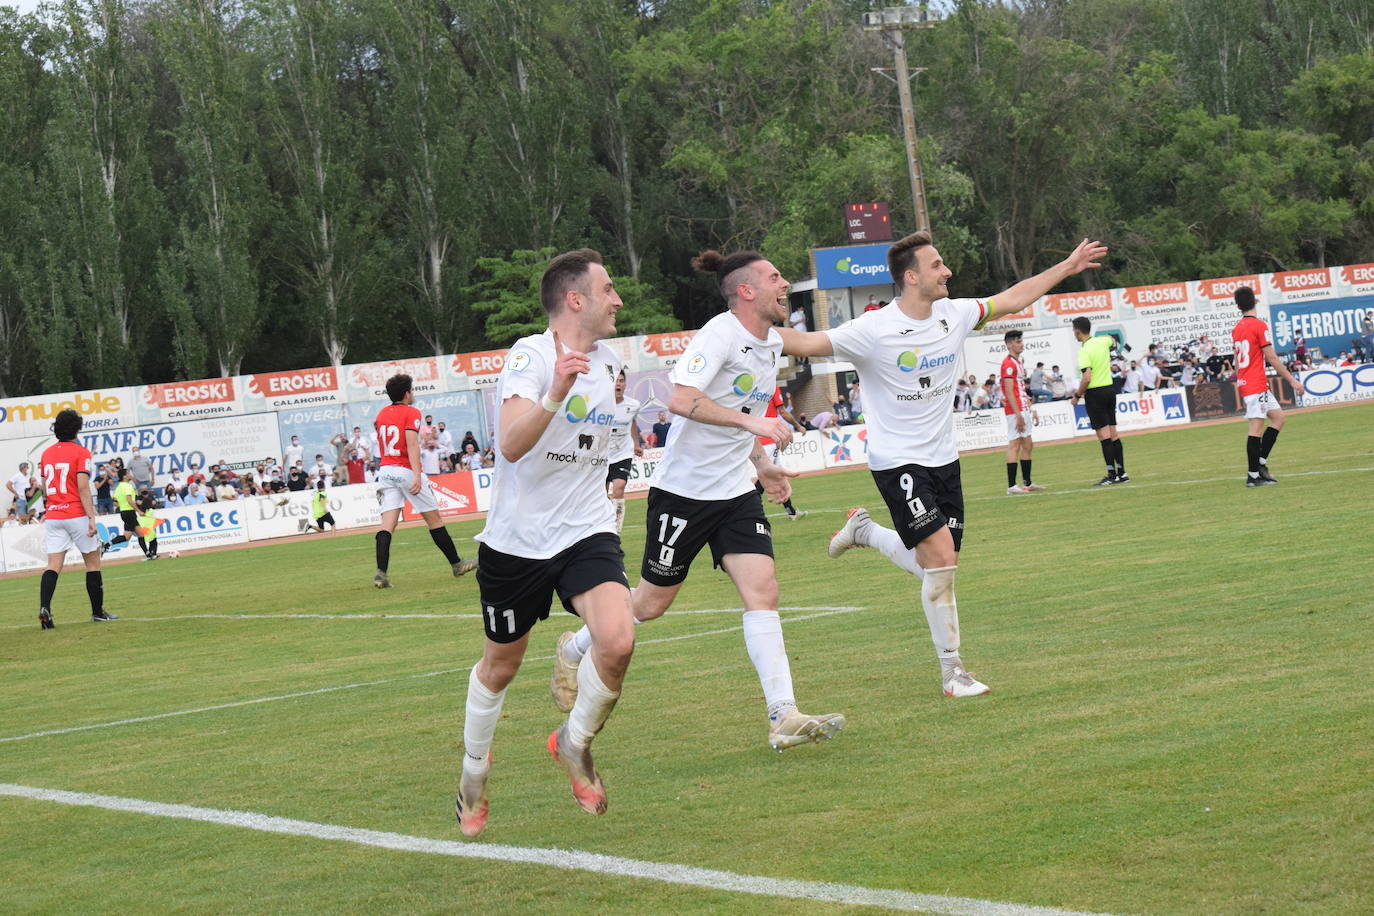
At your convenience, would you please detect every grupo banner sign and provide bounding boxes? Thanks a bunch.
[1298,362,1374,406]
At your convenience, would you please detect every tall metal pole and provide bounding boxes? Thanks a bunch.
[889,31,930,236]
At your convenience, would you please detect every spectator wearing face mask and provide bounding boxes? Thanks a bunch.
[183,482,208,505]
[128,448,155,491]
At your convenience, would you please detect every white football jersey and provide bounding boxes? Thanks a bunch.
[827,297,991,469]
[476,329,620,558]
[653,310,780,501]
[608,395,642,462]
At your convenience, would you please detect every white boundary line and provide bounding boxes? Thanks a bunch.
[0,608,859,743]
[0,782,1120,916]
[0,605,861,630]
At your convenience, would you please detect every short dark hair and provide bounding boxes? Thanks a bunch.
[1234,285,1257,312]
[691,249,765,302]
[53,408,83,442]
[385,373,412,403]
[887,231,934,290]
[540,248,603,314]
[1003,330,1023,344]
[1072,317,1092,335]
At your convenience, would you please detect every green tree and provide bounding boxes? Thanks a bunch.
[258,0,384,367]
[372,0,479,356]
[152,0,269,377]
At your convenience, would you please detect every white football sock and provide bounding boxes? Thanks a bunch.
[613,498,625,532]
[867,522,925,579]
[921,566,963,678]
[462,665,506,772]
[565,655,620,749]
[742,610,797,722]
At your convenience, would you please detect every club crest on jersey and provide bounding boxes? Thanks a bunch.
[509,352,531,372]
[731,373,756,396]
[939,319,949,334]
[605,363,615,379]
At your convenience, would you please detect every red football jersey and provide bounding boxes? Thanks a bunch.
[374,403,421,468]
[1000,355,1027,415]
[40,440,93,520]
[1232,315,1272,396]
[759,388,785,447]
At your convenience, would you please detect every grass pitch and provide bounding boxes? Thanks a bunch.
[2,404,1371,915]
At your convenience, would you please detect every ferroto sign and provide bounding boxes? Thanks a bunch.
[146,378,236,406]
[248,367,338,396]
[0,391,123,423]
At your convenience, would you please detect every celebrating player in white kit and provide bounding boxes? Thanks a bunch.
[605,369,643,532]
[552,249,845,752]
[455,249,636,838]
[781,231,1107,697]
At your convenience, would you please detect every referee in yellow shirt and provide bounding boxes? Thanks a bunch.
[1070,316,1129,485]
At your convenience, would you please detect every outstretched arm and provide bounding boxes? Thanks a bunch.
[777,326,835,358]
[669,384,795,447]
[988,238,1109,318]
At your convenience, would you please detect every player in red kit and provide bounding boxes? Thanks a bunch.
[1000,330,1044,494]
[371,373,477,588]
[37,408,117,628]
[1231,285,1304,487]
[756,387,807,520]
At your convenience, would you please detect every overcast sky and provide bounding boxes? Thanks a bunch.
[4,0,45,16]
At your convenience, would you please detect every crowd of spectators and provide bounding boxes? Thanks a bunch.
[4,412,503,524]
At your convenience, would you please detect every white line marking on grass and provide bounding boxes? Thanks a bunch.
[0,783,1119,916]
[0,609,860,742]
[0,606,862,630]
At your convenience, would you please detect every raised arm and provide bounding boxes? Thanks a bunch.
[988,238,1109,318]
[669,384,795,447]
[776,326,835,358]
[500,332,588,463]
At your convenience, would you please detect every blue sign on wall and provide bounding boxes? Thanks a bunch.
[1270,294,1374,359]
[815,243,893,289]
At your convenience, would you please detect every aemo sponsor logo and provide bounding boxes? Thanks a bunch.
[563,395,614,425]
